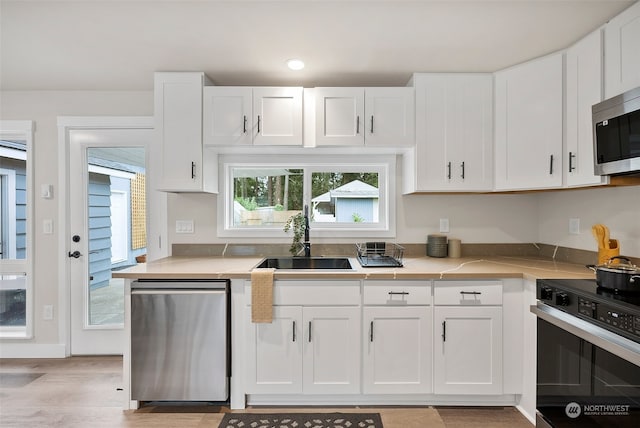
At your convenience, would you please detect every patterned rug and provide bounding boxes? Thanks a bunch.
[218,412,383,428]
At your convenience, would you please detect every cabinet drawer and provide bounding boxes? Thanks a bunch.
[434,281,502,305]
[245,280,361,306]
[363,280,431,305]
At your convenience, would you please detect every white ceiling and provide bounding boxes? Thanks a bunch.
[0,0,635,90]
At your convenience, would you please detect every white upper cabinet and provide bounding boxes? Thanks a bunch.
[314,87,414,147]
[411,73,493,192]
[565,30,608,188]
[203,86,303,146]
[494,52,564,191]
[604,1,640,98]
[155,72,217,193]
[364,87,415,147]
[203,87,253,146]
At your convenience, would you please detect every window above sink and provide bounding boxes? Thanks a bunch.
[218,154,396,239]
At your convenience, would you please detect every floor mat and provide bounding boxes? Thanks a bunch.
[218,412,383,428]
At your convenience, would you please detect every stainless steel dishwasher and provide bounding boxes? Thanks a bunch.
[130,279,229,402]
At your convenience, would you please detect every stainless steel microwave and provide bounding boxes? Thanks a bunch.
[592,86,640,176]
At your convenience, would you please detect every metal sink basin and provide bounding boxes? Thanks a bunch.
[256,257,353,270]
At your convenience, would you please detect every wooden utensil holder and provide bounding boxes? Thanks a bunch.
[598,240,620,265]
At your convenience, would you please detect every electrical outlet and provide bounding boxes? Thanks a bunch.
[175,220,194,234]
[43,305,54,320]
[569,218,580,235]
[439,218,450,233]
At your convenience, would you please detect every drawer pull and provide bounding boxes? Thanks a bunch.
[388,291,409,296]
[460,291,482,296]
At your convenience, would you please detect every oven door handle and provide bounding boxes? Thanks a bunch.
[531,303,640,367]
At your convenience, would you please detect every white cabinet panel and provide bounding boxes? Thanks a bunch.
[411,73,493,192]
[315,88,365,146]
[203,87,252,146]
[434,281,503,306]
[155,72,217,193]
[203,86,302,146]
[565,30,608,188]
[365,87,415,147]
[363,306,432,394]
[314,87,413,147]
[604,1,640,98]
[253,87,303,146]
[245,306,302,394]
[303,306,361,394]
[494,53,563,190]
[434,306,503,395]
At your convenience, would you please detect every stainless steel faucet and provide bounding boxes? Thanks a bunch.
[303,205,311,257]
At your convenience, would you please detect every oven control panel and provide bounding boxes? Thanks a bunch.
[596,303,640,338]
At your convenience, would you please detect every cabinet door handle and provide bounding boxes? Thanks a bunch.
[370,116,374,134]
[461,161,465,180]
[569,151,576,172]
[370,321,374,342]
[257,115,261,133]
[243,115,247,134]
[308,321,312,342]
[549,154,554,175]
[388,291,409,296]
[447,162,452,180]
[460,291,482,296]
[191,161,196,179]
[292,321,296,342]
[442,321,446,342]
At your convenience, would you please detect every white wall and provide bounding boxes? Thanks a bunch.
[537,185,640,257]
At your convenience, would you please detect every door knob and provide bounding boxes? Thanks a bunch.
[68,251,82,259]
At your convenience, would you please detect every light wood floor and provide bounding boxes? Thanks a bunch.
[0,356,533,428]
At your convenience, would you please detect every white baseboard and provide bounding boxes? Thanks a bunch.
[0,343,67,358]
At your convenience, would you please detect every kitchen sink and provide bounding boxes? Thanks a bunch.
[256,257,353,270]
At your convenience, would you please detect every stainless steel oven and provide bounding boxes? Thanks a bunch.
[533,279,640,427]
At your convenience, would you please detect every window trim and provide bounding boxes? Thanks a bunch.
[0,120,34,339]
[218,154,396,239]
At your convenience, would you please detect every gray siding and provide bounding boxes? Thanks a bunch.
[88,173,112,290]
[336,198,374,222]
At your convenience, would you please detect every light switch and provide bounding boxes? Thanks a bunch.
[43,219,54,234]
[41,184,53,199]
[176,220,194,234]
[569,218,580,235]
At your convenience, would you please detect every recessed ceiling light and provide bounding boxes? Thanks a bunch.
[286,59,305,71]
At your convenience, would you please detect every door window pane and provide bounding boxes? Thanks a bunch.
[0,274,26,327]
[87,147,146,326]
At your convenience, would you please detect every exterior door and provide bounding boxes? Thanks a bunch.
[69,128,150,355]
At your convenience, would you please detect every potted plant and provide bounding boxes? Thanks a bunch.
[284,212,305,256]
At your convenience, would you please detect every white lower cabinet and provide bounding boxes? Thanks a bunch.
[363,306,432,394]
[245,305,361,394]
[433,281,503,395]
[303,306,361,394]
[246,306,302,394]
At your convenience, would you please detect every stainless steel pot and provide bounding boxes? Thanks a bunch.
[587,256,640,292]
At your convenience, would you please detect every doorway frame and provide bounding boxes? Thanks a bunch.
[57,116,166,356]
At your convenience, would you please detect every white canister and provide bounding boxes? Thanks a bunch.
[448,239,461,258]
